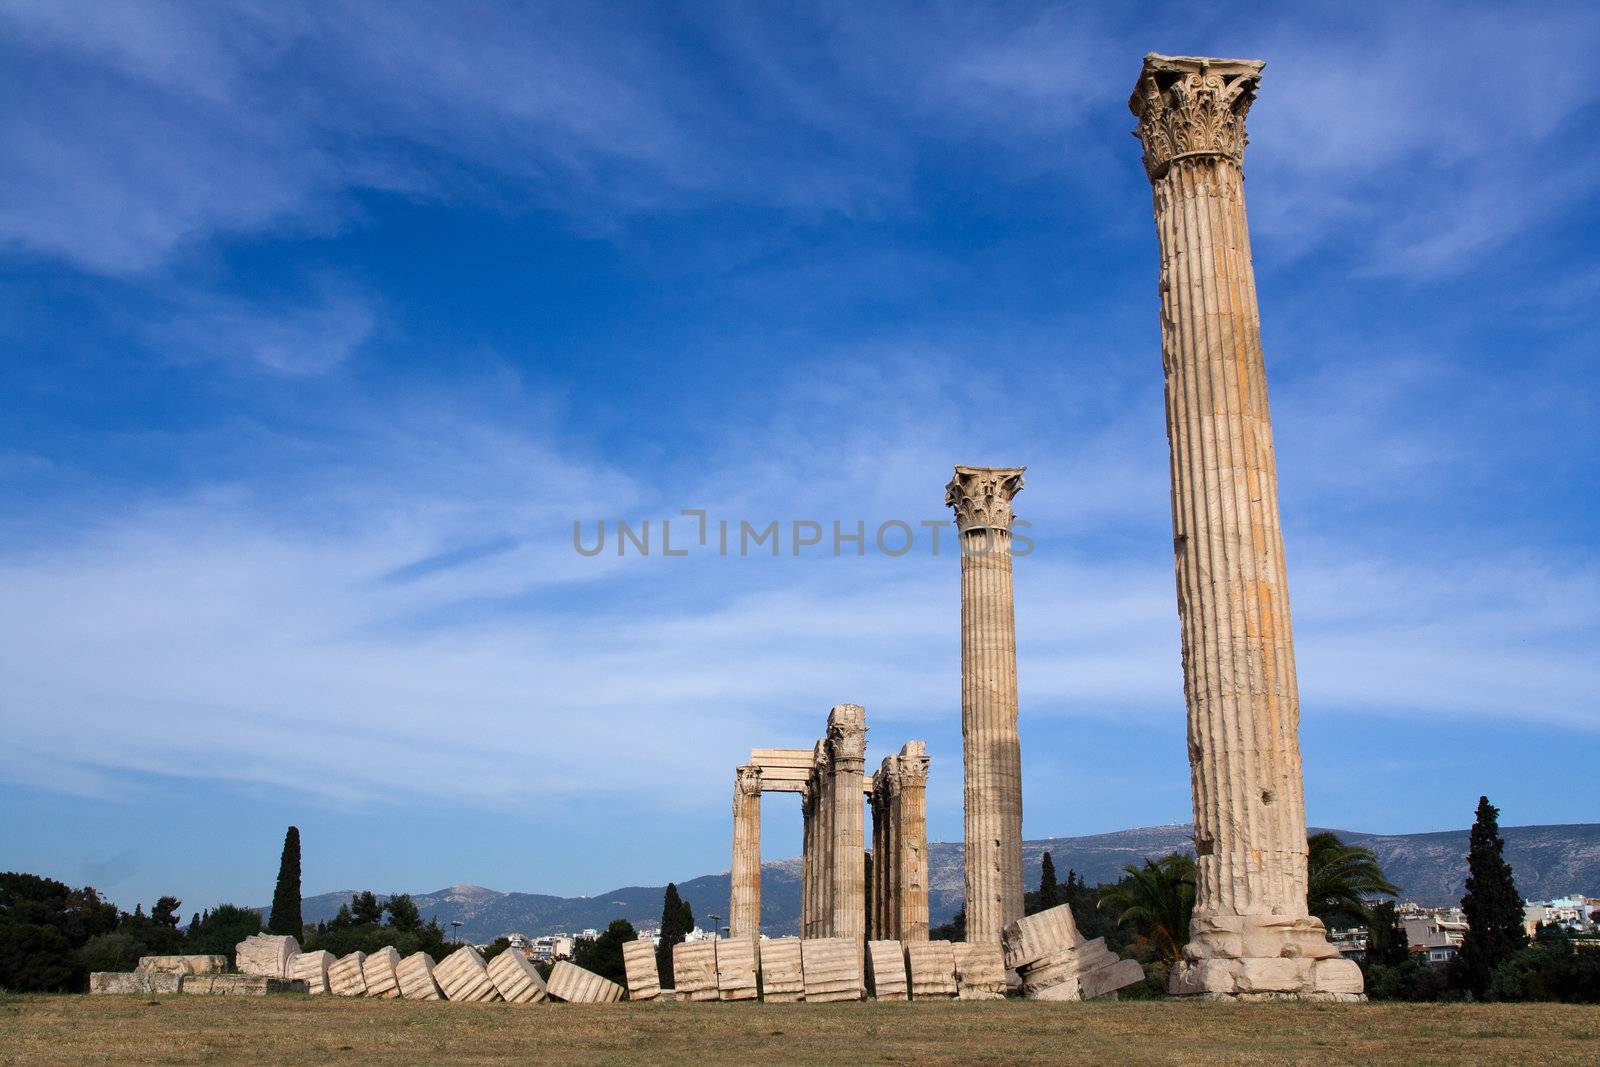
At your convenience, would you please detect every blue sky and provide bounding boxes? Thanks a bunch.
[1,1,1596,916]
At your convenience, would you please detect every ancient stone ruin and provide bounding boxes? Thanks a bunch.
[1129,51,1364,1000]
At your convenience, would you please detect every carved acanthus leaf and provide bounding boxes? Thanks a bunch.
[945,466,1025,532]
[1130,53,1264,181]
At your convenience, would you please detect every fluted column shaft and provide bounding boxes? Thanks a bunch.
[801,785,816,937]
[947,466,1026,944]
[729,765,762,940]
[896,743,931,941]
[1133,53,1357,998]
[826,704,867,944]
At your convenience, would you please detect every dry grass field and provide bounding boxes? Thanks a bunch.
[2,993,1597,1066]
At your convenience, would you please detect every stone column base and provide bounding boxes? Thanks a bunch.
[1169,956,1364,998]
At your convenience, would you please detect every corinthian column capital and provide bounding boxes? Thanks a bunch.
[945,466,1025,533]
[826,703,868,764]
[735,764,763,797]
[896,740,930,786]
[1129,53,1264,181]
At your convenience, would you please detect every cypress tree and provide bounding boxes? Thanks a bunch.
[267,826,303,937]
[656,883,692,987]
[1039,852,1060,910]
[1457,795,1525,998]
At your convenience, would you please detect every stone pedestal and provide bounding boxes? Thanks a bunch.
[672,941,720,1002]
[865,940,908,1000]
[434,946,500,1002]
[362,947,402,998]
[327,951,368,996]
[904,940,959,999]
[487,950,549,1003]
[759,937,805,1002]
[622,940,661,1001]
[729,764,763,940]
[800,937,863,1002]
[946,466,1026,944]
[1129,51,1361,1000]
[396,952,442,1000]
[547,960,624,1004]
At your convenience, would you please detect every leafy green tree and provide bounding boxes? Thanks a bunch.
[351,891,384,926]
[0,921,76,992]
[76,931,147,973]
[1098,853,1195,963]
[385,894,422,933]
[327,903,355,930]
[186,904,262,963]
[1306,832,1398,928]
[1455,795,1526,999]
[656,883,692,986]
[267,826,303,937]
[152,896,182,930]
[480,937,512,961]
[0,873,119,946]
[1364,957,1451,1002]
[1364,900,1410,968]
[572,919,635,985]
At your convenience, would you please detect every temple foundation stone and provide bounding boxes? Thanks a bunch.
[1129,51,1362,999]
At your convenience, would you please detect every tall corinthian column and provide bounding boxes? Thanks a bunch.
[1130,53,1361,999]
[728,764,762,940]
[945,466,1026,944]
[826,704,867,944]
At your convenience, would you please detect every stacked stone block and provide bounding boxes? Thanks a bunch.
[328,951,368,996]
[396,952,442,1000]
[288,949,334,995]
[904,940,958,999]
[434,946,501,1002]
[621,940,661,1001]
[716,938,759,1001]
[865,940,907,1001]
[236,934,300,978]
[954,942,1007,1000]
[181,975,305,996]
[362,947,402,998]
[486,949,549,1004]
[800,937,862,1002]
[672,941,720,1002]
[1002,904,1143,1001]
[547,960,625,1004]
[90,972,182,994]
[136,955,226,976]
[758,937,804,1002]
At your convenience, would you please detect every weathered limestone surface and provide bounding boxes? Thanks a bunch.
[946,466,1026,945]
[181,975,307,996]
[800,937,862,1003]
[1129,52,1359,1000]
[827,705,868,944]
[1002,904,1143,1001]
[547,960,625,1004]
[892,743,930,942]
[136,955,227,976]
[236,934,300,978]
[865,940,908,1001]
[904,939,958,999]
[729,764,763,940]
[758,937,805,1002]
[672,940,720,1002]
[328,951,368,997]
[90,972,182,995]
[434,946,501,1002]
[487,949,549,1004]
[287,950,334,995]
[954,941,1007,1000]
[621,940,661,1001]
[715,937,759,1001]
[396,952,442,1001]
[362,946,402,998]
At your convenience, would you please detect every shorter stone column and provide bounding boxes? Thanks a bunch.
[801,782,817,938]
[895,741,931,942]
[827,704,868,944]
[729,764,762,940]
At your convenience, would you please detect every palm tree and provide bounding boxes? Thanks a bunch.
[1306,831,1399,929]
[1098,853,1196,962]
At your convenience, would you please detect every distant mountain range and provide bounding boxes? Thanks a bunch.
[280,822,1600,944]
